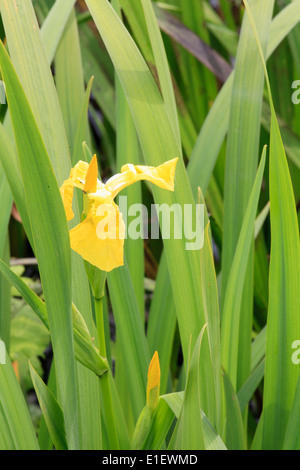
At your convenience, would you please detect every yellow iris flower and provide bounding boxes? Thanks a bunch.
[60,155,178,272]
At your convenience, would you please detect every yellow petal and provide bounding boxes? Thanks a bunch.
[105,158,178,199]
[60,161,91,221]
[146,351,161,410]
[69,160,90,190]
[84,154,98,193]
[69,201,125,272]
[60,179,75,221]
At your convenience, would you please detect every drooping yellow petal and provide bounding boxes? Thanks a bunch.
[69,200,125,272]
[146,351,161,410]
[105,158,178,199]
[60,161,92,221]
[84,155,98,193]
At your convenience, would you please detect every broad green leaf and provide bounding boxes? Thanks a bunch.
[251,326,267,371]
[0,170,12,256]
[0,236,10,350]
[0,123,32,245]
[107,262,149,422]
[222,369,246,450]
[188,0,300,199]
[119,0,199,158]
[41,0,76,64]
[141,397,175,450]
[72,76,94,166]
[199,225,222,430]
[1,0,105,450]
[221,147,267,391]
[203,1,238,56]
[0,43,79,447]
[85,0,207,380]
[113,0,144,317]
[140,0,180,145]
[163,392,227,450]
[283,375,300,450]
[262,101,300,448]
[254,201,270,238]
[179,0,217,129]
[147,253,177,395]
[221,1,274,394]
[136,1,300,444]
[0,0,70,183]
[172,326,207,450]
[261,101,300,169]
[55,8,88,159]
[0,347,39,450]
[112,0,146,432]
[244,0,300,450]
[29,362,68,451]
[79,23,116,130]
[237,360,265,414]
[0,257,108,377]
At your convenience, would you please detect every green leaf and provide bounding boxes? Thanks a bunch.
[41,0,77,64]
[29,362,68,451]
[79,23,116,130]
[221,1,274,394]
[0,169,12,257]
[0,0,70,184]
[114,4,144,316]
[262,104,300,448]
[163,392,227,450]
[221,147,267,390]
[147,253,177,395]
[0,40,79,448]
[1,0,104,450]
[85,0,207,380]
[0,347,39,450]
[72,76,94,166]
[237,360,265,415]
[0,236,11,350]
[283,375,300,450]
[172,326,207,450]
[55,8,88,159]
[0,122,32,245]
[199,225,222,430]
[140,0,180,145]
[188,0,300,200]
[107,262,149,422]
[0,257,108,377]
[222,369,246,450]
[141,397,176,450]
[244,0,300,450]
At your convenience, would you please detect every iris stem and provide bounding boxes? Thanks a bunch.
[95,296,107,358]
[94,295,119,450]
